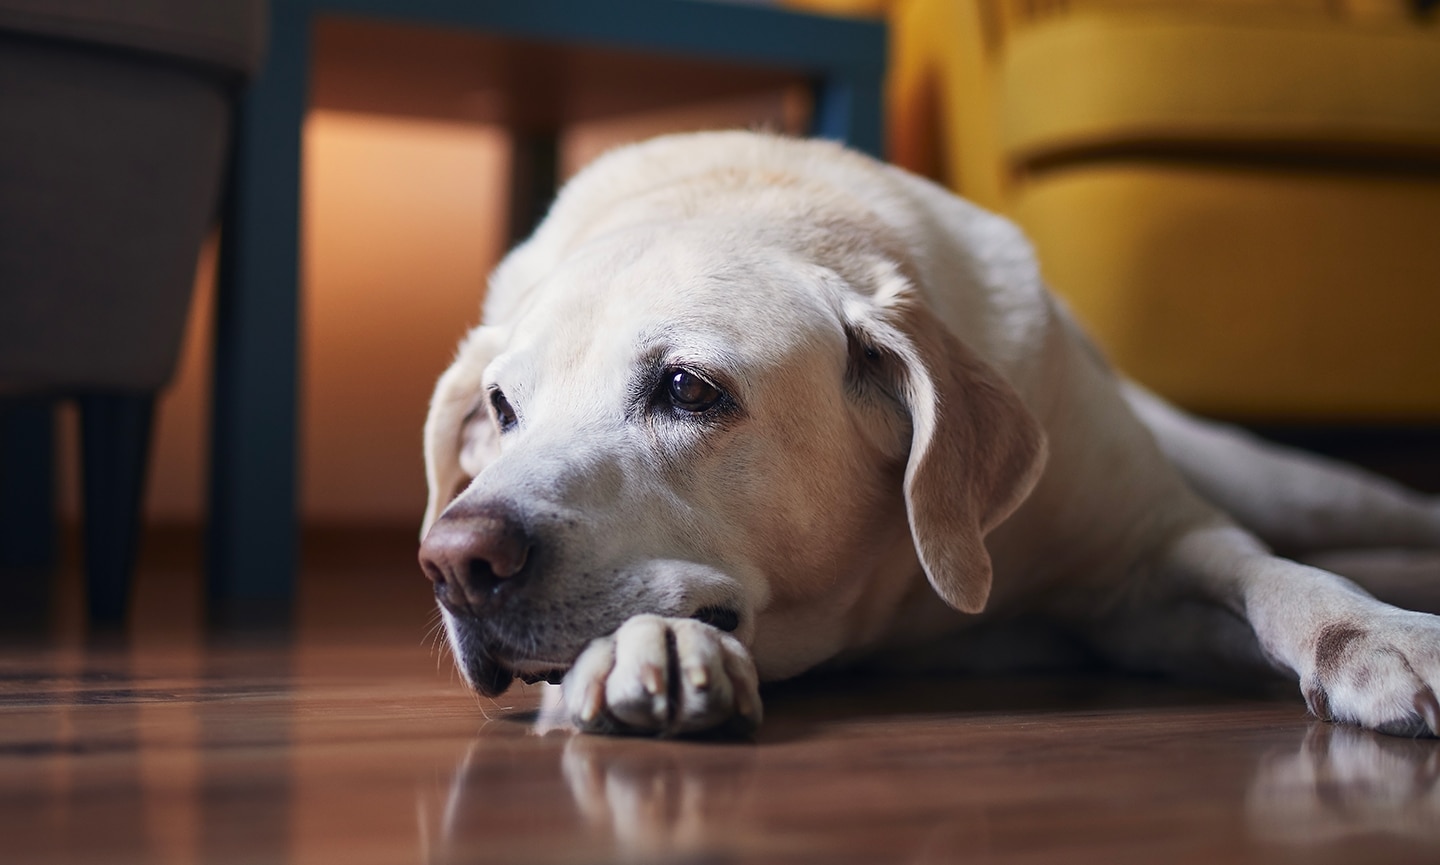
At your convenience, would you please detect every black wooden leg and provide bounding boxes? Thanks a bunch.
[0,400,57,632]
[79,393,155,628]
[208,0,307,629]
[507,128,559,246]
[809,74,885,159]
[0,400,56,569]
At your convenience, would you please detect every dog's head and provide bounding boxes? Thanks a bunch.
[420,163,1045,696]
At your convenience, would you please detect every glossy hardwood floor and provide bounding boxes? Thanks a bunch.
[3,528,1439,865]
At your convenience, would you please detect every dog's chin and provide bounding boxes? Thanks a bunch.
[445,613,572,696]
[460,650,517,697]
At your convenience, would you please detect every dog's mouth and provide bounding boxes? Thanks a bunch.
[447,604,743,697]
[443,615,565,696]
[455,639,572,696]
[508,658,570,687]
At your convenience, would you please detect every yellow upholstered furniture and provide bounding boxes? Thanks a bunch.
[795,0,1440,421]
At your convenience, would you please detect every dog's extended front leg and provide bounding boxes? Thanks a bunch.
[1095,524,1440,737]
[562,615,762,737]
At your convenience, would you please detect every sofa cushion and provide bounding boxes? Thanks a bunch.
[0,0,266,77]
[0,32,232,394]
[1013,161,1440,419]
[1001,10,1440,167]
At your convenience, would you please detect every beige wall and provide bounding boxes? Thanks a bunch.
[56,92,801,526]
[300,111,511,523]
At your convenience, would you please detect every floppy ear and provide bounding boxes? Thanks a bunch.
[422,326,505,536]
[850,286,1048,613]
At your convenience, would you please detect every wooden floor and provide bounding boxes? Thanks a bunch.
[3,528,1439,865]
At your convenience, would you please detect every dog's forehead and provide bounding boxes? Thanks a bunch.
[509,227,845,372]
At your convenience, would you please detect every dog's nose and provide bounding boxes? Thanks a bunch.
[419,504,532,610]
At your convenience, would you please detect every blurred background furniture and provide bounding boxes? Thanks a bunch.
[0,0,267,627]
[211,0,887,625]
[799,0,1440,424]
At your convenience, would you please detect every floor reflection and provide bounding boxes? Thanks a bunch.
[418,675,1440,863]
[430,710,758,864]
[0,648,296,865]
[428,733,593,864]
[1248,722,1440,844]
[561,734,758,861]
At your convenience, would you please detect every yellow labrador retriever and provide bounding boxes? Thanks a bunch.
[419,132,1440,737]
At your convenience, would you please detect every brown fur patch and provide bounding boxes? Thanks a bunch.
[1314,623,1366,679]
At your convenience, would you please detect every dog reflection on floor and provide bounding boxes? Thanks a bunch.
[560,736,759,859]
[1248,723,1440,845]
[422,714,1440,864]
[424,733,757,865]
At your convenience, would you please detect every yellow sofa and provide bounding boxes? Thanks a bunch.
[793,0,1440,421]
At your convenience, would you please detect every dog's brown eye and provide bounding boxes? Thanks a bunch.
[669,370,721,412]
[490,389,518,432]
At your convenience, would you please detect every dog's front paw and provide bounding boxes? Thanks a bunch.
[562,614,762,737]
[1302,611,1440,737]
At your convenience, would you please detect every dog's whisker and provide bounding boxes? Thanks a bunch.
[424,619,445,652]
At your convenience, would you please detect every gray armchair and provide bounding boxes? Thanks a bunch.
[0,0,266,626]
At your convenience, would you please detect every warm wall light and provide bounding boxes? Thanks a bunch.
[300,110,510,524]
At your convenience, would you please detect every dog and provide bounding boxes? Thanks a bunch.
[418,131,1440,738]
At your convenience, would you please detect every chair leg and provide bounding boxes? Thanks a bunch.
[0,400,57,632]
[0,400,56,571]
[79,393,155,628]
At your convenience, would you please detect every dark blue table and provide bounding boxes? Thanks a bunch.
[210,0,886,622]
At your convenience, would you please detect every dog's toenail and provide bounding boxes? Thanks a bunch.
[642,664,665,696]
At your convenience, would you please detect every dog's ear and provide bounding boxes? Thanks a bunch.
[847,281,1048,613]
[422,326,505,536]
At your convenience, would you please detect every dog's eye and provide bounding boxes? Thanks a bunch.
[668,370,722,412]
[490,388,518,432]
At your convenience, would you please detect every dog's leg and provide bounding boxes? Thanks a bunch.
[562,615,762,737]
[1123,384,1440,556]
[1091,522,1440,737]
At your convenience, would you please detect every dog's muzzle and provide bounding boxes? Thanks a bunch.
[421,502,569,694]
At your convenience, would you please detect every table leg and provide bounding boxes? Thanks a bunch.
[810,74,885,159]
[209,0,310,628]
[507,128,560,246]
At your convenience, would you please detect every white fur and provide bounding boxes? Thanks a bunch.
[421,132,1440,737]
